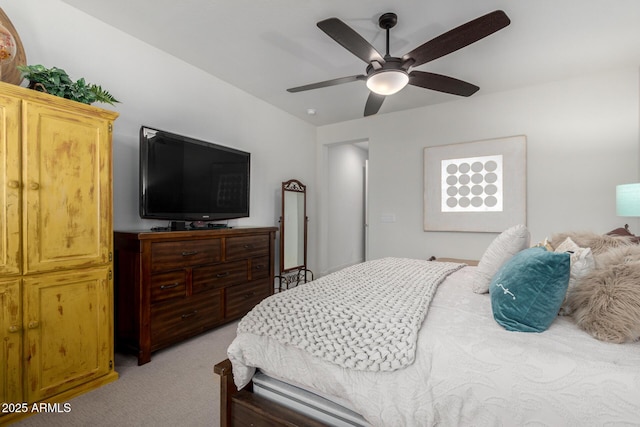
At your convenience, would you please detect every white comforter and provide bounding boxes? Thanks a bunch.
[228,264,640,427]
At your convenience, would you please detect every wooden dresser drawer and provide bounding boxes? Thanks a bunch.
[226,235,269,261]
[151,289,223,349]
[114,227,276,365]
[192,260,247,294]
[251,256,270,280]
[150,270,187,303]
[151,239,222,272]
[225,280,271,319]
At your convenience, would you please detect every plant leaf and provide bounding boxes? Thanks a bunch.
[18,64,120,106]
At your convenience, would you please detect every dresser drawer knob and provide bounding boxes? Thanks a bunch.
[243,244,253,249]
[216,272,230,278]
[8,325,20,333]
[255,264,264,270]
[181,310,198,319]
[181,251,199,256]
[160,283,180,290]
[244,291,255,299]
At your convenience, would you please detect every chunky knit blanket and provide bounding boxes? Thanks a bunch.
[237,257,464,372]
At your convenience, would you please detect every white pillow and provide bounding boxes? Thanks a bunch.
[554,236,595,315]
[553,236,579,253]
[472,224,530,294]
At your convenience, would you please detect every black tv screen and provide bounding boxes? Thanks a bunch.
[139,126,250,221]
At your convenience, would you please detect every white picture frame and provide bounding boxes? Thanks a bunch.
[424,135,527,232]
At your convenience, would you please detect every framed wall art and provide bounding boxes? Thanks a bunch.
[424,135,527,232]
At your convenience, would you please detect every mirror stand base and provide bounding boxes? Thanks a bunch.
[276,268,314,292]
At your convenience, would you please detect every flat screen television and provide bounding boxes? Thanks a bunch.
[139,126,250,222]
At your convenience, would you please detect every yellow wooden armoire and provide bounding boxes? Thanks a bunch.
[0,81,118,423]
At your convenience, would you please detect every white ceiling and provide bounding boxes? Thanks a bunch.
[60,0,640,126]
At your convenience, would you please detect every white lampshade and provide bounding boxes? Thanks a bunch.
[366,70,409,96]
[616,183,640,216]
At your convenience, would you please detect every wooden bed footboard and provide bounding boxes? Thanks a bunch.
[214,358,328,427]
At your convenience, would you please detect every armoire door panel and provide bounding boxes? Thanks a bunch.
[22,103,112,274]
[0,94,21,276]
[23,268,112,402]
[0,279,21,404]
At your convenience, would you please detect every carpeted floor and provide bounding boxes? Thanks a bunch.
[13,321,239,427]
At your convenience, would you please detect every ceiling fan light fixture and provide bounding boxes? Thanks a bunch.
[366,69,409,96]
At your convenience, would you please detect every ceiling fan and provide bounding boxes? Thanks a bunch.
[287,10,510,116]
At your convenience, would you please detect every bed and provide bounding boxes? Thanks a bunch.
[214,226,640,426]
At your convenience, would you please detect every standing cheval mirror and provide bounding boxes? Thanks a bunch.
[278,179,313,291]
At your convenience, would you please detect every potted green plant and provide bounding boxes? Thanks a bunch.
[17,64,119,105]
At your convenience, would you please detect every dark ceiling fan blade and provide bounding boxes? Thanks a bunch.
[402,10,510,68]
[287,75,366,93]
[317,17,386,65]
[409,71,479,96]
[364,92,386,116]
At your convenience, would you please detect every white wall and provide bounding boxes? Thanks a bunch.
[318,68,640,266]
[1,0,318,272]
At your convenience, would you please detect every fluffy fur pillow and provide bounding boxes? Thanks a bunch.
[567,246,640,343]
[595,245,640,266]
[554,237,595,316]
[551,231,633,255]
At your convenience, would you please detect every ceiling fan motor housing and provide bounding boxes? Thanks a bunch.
[366,56,405,75]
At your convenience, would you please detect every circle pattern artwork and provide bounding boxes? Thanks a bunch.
[441,155,503,212]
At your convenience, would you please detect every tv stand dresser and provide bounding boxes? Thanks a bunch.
[114,227,277,365]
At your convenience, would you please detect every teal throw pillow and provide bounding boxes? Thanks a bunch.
[490,247,570,332]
